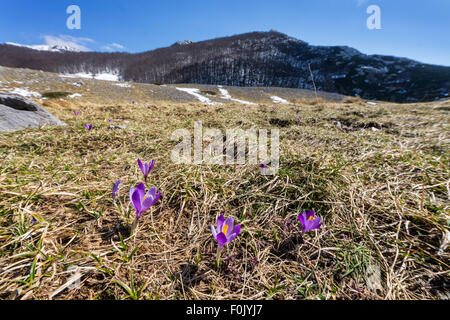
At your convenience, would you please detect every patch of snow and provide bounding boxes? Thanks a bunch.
[217,86,255,105]
[95,73,120,81]
[176,87,221,105]
[367,102,377,105]
[6,42,80,52]
[10,87,41,98]
[113,83,132,88]
[60,72,120,82]
[270,96,290,104]
[175,40,195,45]
[68,93,82,99]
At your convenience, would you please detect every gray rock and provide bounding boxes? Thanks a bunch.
[108,125,127,130]
[0,93,66,132]
[333,121,342,129]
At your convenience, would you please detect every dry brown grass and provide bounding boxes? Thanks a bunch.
[0,92,449,300]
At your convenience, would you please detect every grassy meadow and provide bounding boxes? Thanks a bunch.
[0,84,449,300]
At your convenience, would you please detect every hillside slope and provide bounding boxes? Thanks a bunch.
[0,66,448,300]
[1,31,449,103]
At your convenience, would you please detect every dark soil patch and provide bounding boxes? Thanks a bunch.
[345,111,366,118]
[269,118,292,127]
[328,117,396,131]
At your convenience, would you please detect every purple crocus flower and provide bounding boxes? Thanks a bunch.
[129,183,160,220]
[112,179,121,201]
[138,158,155,183]
[132,100,135,105]
[84,124,93,131]
[260,162,266,169]
[74,111,80,116]
[296,115,300,120]
[298,210,322,233]
[30,217,38,225]
[211,215,241,248]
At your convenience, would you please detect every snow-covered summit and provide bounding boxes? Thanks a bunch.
[6,42,81,53]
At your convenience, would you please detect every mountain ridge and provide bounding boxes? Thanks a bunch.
[5,42,81,53]
[1,31,449,102]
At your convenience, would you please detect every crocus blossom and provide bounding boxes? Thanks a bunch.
[129,183,160,220]
[84,124,93,131]
[298,210,322,233]
[74,111,80,116]
[112,179,121,201]
[138,158,155,183]
[211,215,241,248]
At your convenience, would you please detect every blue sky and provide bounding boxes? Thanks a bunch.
[0,0,449,66]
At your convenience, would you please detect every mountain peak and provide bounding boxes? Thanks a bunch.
[1,31,449,102]
[5,42,81,53]
[173,40,195,46]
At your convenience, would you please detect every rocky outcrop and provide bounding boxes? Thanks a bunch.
[0,93,66,132]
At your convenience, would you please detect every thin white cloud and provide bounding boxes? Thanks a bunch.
[102,43,126,51]
[111,43,125,50]
[42,35,94,51]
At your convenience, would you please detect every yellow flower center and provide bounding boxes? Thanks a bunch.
[222,225,229,235]
[308,216,314,221]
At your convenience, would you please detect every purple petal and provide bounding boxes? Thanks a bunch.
[112,179,121,200]
[224,217,234,237]
[311,217,322,230]
[142,188,160,212]
[211,225,217,239]
[135,183,146,200]
[298,211,306,226]
[142,188,156,208]
[132,188,142,214]
[129,187,135,202]
[303,220,313,232]
[229,225,241,241]
[148,160,155,171]
[152,191,161,205]
[217,215,225,232]
[138,158,144,174]
[217,233,228,248]
[147,186,157,199]
[306,210,315,219]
